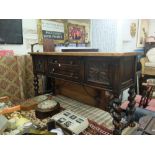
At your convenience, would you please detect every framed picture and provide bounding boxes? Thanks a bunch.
[137,19,149,48]
[68,23,85,44]
[37,19,68,45]
[130,22,137,38]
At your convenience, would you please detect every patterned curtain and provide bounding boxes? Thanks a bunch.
[0,55,43,102]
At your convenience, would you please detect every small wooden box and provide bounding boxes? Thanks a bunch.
[43,39,55,52]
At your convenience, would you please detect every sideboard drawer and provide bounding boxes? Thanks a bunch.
[53,70,80,81]
[48,56,81,66]
[47,56,82,82]
[48,65,81,81]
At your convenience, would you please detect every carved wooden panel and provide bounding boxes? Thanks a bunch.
[87,63,110,85]
[120,56,136,90]
[33,56,46,74]
[85,58,112,90]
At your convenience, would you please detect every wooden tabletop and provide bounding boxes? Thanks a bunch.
[29,51,139,57]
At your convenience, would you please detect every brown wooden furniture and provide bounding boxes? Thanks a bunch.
[144,42,155,55]
[29,51,138,134]
[139,80,155,108]
[140,42,155,94]
[133,116,155,135]
[140,42,155,77]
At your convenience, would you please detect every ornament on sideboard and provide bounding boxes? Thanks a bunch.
[31,43,39,53]
[43,39,55,52]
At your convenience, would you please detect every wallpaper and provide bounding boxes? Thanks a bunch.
[91,19,118,51]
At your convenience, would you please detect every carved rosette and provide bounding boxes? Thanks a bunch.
[87,63,110,85]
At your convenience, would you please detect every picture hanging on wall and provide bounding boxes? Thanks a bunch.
[130,22,137,38]
[37,19,68,45]
[137,19,149,48]
[68,23,85,44]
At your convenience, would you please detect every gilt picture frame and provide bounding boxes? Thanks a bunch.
[37,19,68,45]
[136,19,149,48]
[68,23,85,44]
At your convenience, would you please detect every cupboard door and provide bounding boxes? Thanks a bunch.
[85,57,114,90]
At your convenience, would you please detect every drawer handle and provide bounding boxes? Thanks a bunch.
[70,73,74,77]
[53,60,58,63]
[70,61,73,65]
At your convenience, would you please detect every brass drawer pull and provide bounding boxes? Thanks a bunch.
[70,73,74,77]
[53,59,58,63]
[70,61,73,65]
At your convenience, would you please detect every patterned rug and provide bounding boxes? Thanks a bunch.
[20,108,112,135]
[52,95,138,135]
[4,94,138,135]
[81,120,112,135]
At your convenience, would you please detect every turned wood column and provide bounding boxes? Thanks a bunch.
[33,74,39,96]
[126,86,136,127]
[109,98,123,135]
[108,86,136,134]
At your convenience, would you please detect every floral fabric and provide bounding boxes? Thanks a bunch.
[0,55,43,102]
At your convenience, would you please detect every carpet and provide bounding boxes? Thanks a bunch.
[6,94,138,135]
[81,120,112,135]
[121,94,155,111]
[20,109,112,135]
